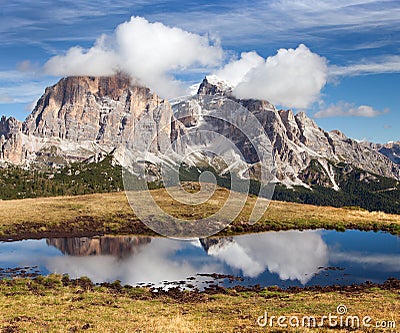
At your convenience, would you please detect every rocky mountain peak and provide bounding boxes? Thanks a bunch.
[294,111,319,129]
[378,141,400,165]
[278,109,295,122]
[0,116,22,139]
[385,141,400,148]
[0,116,24,165]
[329,129,347,139]
[186,76,399,184]
[22,73,172,148]
[197,75,233,96]
[24,73,135,138]
[0,74,175,166]
[197,76,276,113]
[46,236,152,257]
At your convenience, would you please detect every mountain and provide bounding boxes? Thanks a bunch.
[0,116,24,165]
[378,141,400,165]
[195,76,399,186]
[1,73,173,167]
[0,74,399,212]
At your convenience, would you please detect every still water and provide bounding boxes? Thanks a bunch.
[0,230,399,289]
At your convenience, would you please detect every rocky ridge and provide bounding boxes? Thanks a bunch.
[1,74,173,167]
[377,141,400,165]
[0,74,399,191]
[195,76,400,186]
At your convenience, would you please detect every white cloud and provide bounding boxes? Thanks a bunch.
[214,51,264,87]
[44,37,117,77]
[44,16,223,99]
[225,44,328,109]
[43,19,330,107]
[44,231,328,286]
[46,237,220,286]
[314,101,389,118]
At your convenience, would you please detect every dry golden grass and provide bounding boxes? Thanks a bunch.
[0,276,398,332]
[0,185,399,239]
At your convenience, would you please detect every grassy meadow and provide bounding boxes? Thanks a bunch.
[0,275,398,332]
[0,185,399,332]
[0,185,399,240]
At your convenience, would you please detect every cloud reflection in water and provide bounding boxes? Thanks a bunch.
[45,230,329,286]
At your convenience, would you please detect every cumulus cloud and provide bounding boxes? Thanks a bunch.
[45,32,328,107]
[44,16,223,98]
[222,44,328,109]
[214,51,264,87]
[44,36,117,77]
[314,101,389,118]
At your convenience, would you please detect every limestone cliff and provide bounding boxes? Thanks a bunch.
[0,74,399,189]
[195,76,400,185]
[0,74,174,166]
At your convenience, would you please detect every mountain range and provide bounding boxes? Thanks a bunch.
[0,74,399,212]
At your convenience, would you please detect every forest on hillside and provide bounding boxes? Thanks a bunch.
[1,156,399,214]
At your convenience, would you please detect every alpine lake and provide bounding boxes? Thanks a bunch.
[0,229,399,290]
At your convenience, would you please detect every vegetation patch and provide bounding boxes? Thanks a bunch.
[0,185,400,240]
[0,275,398,332]
[1,156,399,214]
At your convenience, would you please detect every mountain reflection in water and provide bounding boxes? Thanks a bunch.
[47,231,334,284]
[46,236,152,258]
[45,231,328,286]
[1,230,397,289]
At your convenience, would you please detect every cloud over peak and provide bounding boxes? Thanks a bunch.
[215,44,328,109]
[44,16,223,98]
[214,51,264,87]
[43,17,329,109]
[41,15,392,115]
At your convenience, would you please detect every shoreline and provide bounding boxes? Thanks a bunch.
[0,188,400,241]
[1,222,398,243]
[1,273,400,295]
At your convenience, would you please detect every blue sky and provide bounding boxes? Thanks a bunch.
[1,0,399,143]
